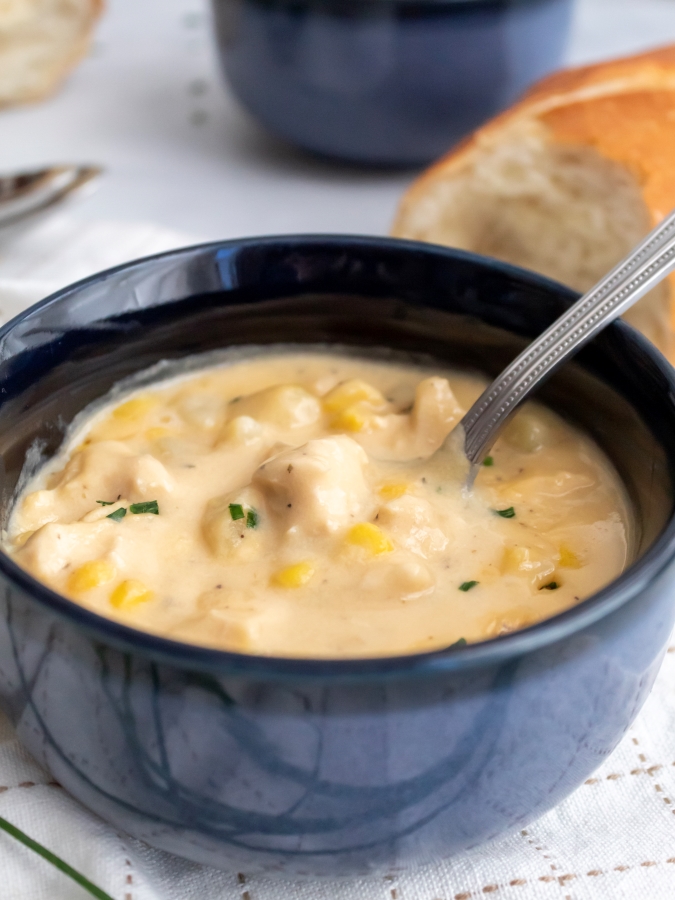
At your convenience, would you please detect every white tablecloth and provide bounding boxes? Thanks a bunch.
[2,0,675,897]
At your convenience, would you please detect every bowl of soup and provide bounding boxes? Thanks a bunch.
[0,235,673,877]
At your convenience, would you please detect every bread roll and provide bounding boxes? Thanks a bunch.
[392,44,675,359]
[0,0,103,107]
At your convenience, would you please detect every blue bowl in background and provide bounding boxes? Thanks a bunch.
[211,0,574,165]
[0,236,674,877]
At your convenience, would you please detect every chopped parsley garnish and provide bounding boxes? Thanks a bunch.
[459,581,478,592]
[482,456,494,467]
[540,581,559,591]
[494,506,515,518]
[246,509,258,529]
[106,507,126,522]
[130,500,159,515]
[449,637,467,649]
[96,500,114,506]
[229,503,245,521]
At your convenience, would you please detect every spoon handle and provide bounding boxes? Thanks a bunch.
[460,206,675,466]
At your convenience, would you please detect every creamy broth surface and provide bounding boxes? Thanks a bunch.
[6,350,631,657]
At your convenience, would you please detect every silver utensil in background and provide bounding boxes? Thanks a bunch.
[0,165,102,236]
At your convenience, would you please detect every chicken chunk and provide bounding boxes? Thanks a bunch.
[253,436,373,536]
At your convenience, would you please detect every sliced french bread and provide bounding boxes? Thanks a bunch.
[0,0,103,107]
[392,44,675,359]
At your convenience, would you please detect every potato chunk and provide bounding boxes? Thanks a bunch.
[202,492,263,561]
[16,521,110,579]
[377,494,450,559]
[232,385,321,431]
[502,409,551,453]
[356,377,463,460]
[176,392,228,430]
[409,377,464,456]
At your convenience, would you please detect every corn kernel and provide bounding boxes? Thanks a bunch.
[112,396,157,421]
[323,379,385,414]
[68,560,116,593]
[271,561,315,588]
[110,579,153,609]
[558,544,582,568]
[346,522,394,555]
[501,546,531,572]
[145,426,172,441]
[501,545,555,586]
[330,405,368,432]
[93,395,161,440]
[379,483,409,501]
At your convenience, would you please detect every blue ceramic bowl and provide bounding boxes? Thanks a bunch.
[0,236,674,878]
[212,0,574,165]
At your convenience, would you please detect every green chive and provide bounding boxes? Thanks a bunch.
[96,500,114,506]
[246,509,258,529]
[229,503,245,521]
[449,637,467,649]
[540,581,559,590]
[459,581,478,592]
[0,814,115,900]
[494,507,516,518]
[130,500,159,515]
[482,456,494,467]
[106,507,126,522]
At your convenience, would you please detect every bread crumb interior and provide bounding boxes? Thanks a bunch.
[395,122,671,355]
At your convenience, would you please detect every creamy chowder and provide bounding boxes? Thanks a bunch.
[6,349,631,658]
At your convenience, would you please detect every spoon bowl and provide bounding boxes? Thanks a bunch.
[0,165,102,237]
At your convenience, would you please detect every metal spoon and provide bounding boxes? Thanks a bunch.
[0,165,102,235]
[455,205,675,480]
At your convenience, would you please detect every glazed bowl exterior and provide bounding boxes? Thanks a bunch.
[211,0,574,166]
[0,236,674,878]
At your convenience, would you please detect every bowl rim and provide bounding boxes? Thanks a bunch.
[1,233,674,680]
[215,0,562,12]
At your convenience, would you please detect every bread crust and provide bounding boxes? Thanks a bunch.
[394,43,675,229]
